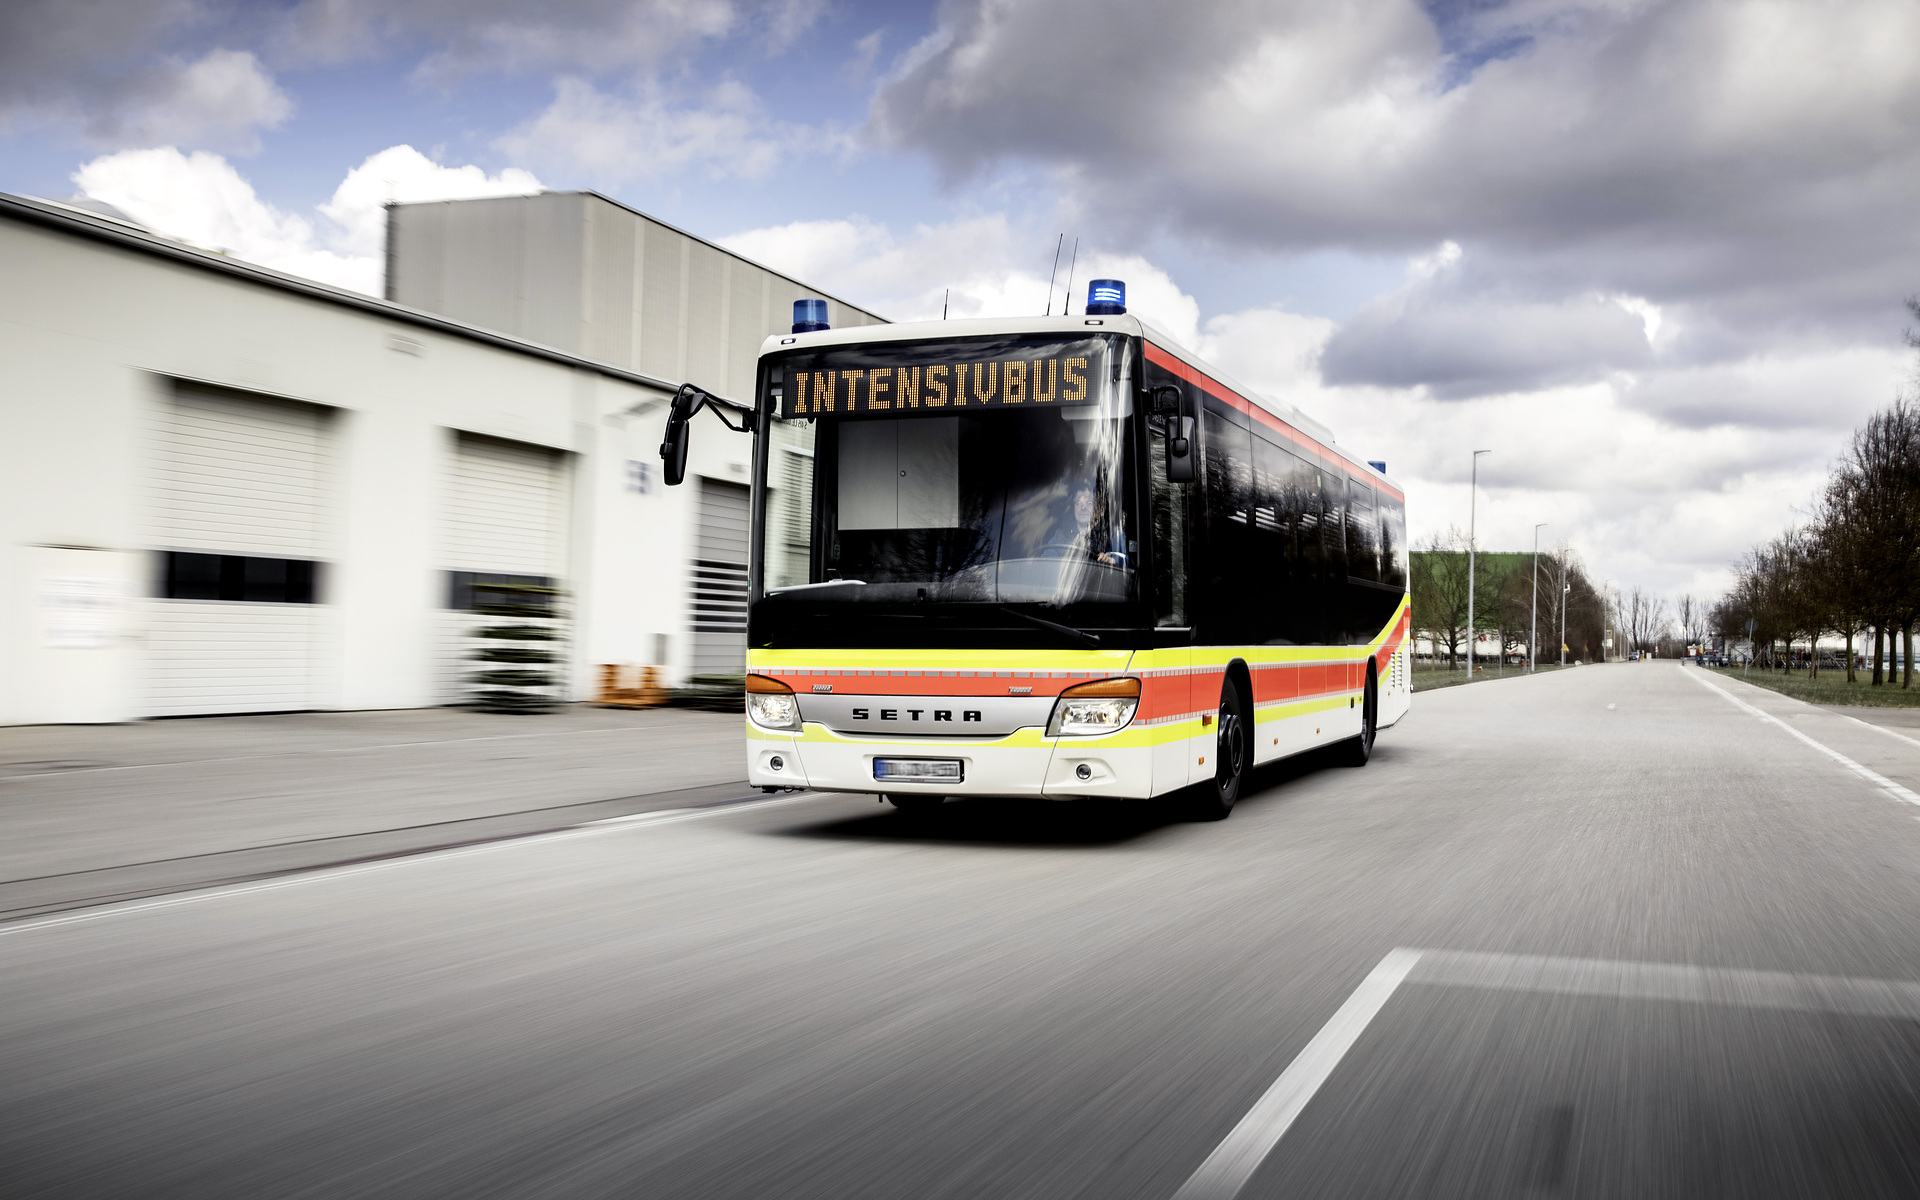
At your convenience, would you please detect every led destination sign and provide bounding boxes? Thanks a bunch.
[777,337,1106,418]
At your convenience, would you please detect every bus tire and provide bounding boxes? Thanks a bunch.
[1190,677,1249,821]
[1338,666,1377,767]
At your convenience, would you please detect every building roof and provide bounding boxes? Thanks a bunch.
[0,190,684,394]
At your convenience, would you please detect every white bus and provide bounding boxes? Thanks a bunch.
[660,281,1410,818]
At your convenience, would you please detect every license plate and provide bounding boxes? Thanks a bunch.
[873,758,964,783]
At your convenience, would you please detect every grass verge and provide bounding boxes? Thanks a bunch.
[1706,665,1920,708]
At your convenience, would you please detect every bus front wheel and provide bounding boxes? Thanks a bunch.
[1189,677,1248,821]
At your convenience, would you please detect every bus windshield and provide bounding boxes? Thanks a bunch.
[754,334,1137,640]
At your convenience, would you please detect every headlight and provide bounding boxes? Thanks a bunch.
[1047,677,1141,737]
[745,675,801,731]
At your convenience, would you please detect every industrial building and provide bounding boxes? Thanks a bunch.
[0,190,884,725]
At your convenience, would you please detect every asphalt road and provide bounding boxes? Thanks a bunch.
[5,663,1920,1198]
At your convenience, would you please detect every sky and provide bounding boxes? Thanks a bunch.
[5,0,1920,604]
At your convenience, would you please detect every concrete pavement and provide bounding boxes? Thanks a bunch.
[4,663,1920,1197]
[0,705,750,917]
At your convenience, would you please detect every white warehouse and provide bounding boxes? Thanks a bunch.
[0,191,883,725]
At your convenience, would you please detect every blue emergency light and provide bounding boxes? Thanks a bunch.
[1085,279,1126,315]
[1369,460,1387,475]
[792,298,830,333]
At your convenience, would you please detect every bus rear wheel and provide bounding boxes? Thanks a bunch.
[1189,677,1248,821]
[1338,667,1377,767]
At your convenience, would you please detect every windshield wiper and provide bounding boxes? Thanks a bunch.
[996,606,1100,647]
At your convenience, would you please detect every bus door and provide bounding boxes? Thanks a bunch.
[1145,362,1204,790]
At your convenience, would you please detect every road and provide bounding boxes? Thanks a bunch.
[5,664,1920,1198]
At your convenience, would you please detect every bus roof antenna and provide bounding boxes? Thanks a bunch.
[1044,234,1063,316]
[942,288,949,320]
[1062,238,1079,317]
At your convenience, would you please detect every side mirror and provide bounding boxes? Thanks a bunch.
[1153,385,1196,483]
[658,386,708,487]
[1167,415,1196,483]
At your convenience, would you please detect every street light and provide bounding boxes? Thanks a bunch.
[1467,450,1491,678]
[1559,553,1569,667]
[1530,522,1547,672]
[1602,579,1614,663]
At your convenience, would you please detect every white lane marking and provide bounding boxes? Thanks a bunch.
[1171,948,1422,1200]
[1835,711,1920,751]
[0,792,819,938]
[1685,669,1920,807]
[0,723,702,781]
[1410,949,1920,1020]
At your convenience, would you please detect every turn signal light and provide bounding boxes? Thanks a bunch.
[1047,676,1141,737]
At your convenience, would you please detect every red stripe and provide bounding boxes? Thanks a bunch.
[1143,342,1405,505]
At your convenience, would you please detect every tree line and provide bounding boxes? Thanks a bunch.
[1411,533,1611,665]
[1712,301,1920,685]
[1713,396,1920,685]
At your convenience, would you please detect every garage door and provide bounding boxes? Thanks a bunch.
[440,433,569,702]
[690,477,749,677]
[147,384,331,716]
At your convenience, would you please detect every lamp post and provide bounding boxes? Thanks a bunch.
[1530,523,1547,672]
[1467,450,1491,678]
[1602,579,1614,662]
[1559,553,1568,667]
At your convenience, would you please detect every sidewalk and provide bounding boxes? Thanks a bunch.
[0,706,750,917]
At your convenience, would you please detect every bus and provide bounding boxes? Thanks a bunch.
[659,281,1410,819]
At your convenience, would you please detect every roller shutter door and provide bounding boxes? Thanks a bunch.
[148,385,330,715]
[690,478,749,676]
[446,434,568,576]
[439,433,569,702]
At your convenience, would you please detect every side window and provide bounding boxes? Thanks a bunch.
[1146,366,1190,627]
[1252,433,1295,643]
[1379,493,1408,590]
[1200,395,1254,642]
[1321,465,1348,580]
[1346,476,1380,583]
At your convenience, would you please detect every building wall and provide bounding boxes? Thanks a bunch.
[386,191,886,406]
[0,206,756,724]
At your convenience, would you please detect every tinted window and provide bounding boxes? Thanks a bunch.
[162,552,318,604]
[1379,492,1408,590]
[1199,395,1255,643]
[1346,477,1380,583]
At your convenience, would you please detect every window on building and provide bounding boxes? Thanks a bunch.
[447,572,558,612]
[161,552,320,603]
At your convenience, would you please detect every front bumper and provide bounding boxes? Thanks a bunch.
[746,722,1157,800]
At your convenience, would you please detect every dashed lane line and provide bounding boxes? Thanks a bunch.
[1170,948,1423,1200]
[1684,668,1920,808]
[1171,945,1920,1199]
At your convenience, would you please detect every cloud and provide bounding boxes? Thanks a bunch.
[90,48,292,152]
[318,144,542,258]
[719,216,1208,338]
[266,0,798,81]
[496,77,799,184]
[0,0,292,152]
[870,0,1920,349]
[72,144,542,294]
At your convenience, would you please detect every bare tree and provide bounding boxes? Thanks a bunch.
[1411,525,1473,668]
[1622,586,1669,656]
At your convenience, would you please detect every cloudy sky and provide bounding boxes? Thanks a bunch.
[5,0,1919,602]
